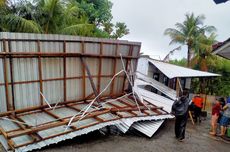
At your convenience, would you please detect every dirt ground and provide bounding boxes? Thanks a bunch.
[1,116,230,152]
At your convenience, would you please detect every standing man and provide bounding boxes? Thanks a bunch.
[192,94,204,123]
[172,89,190,141]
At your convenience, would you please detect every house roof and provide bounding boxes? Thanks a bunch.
[148,58,220,79]
[212,38,230,60]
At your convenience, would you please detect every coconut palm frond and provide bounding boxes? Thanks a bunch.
[4,14,42,33]
[60,23,94,36]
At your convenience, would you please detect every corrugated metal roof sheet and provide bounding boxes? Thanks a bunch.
[135,73,177,100]
[148,58,220,78]
[0,95,173,152]
[132,120,164,137]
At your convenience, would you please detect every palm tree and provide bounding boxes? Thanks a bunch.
[192,33,217,71]
[164,13,216,67]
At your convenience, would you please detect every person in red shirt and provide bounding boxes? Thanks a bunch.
[209,99,221,135]
[192,94,204,123]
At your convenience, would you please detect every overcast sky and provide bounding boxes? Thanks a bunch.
[110,0,230,60]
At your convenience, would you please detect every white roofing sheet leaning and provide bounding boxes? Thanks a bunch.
[148,58,220,79]
[135,72,177,100]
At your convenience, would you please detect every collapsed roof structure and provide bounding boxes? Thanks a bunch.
[0,33,220,152]
[0,32,174,152]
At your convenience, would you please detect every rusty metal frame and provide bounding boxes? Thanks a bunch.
[0,37,143,151]
[0,96,167,151]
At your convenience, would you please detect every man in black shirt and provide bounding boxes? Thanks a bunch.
[172,90,190,141]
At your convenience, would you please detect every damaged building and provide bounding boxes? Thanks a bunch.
[0,32,220,152]
[0,32,173,152]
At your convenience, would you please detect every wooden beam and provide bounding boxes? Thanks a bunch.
[43,109,77,130]
[37,40,44,106]
[0,38,141,47]
[7,109,110,138]
[110,44,118,96]
[2,39,11,111]
[8,40,15,110]
[97,42,103,94]
[81,42,86,99]
[80,57,101,106]
[0,52,138,59]
[63,41,67,102]
[8,115,42,141]
[0,93,125,117]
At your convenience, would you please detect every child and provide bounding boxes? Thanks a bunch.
[209,99,221,135]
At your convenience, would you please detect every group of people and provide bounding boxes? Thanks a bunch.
[172,90,230,142]
[210,97,230,136]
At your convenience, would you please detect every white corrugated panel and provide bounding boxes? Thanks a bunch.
[113,77,124,95]
[43,81,64,104]
[101,59,114,75]
[66,79,83,101]
[132,120,164,137]
[136,87,175,113]
[0,59,5,83]
[132,46,140,57]
[66,58,82,77]
[84,42,100,55]
[118,45,129,56]
[0,86,7,112]
[148,58,220,78]
[20,112,55,126]
[13,58,38,82]
[102,44,116,56]
[66,42,81,53]
[14,83,40,109]
[85,58,99,76]
[0,118,20,131]
[99,77,112,96]
[42,58,63,79]
[52,107,79,118]
[135,74,177,100]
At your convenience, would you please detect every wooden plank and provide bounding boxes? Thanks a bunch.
[8,40,15,110]
[0,75,125,86]
[0,52,139,59]
[2,39,11,111]
[0,93,125,117]
[7,109,111,138]
[0,127,16,150]
[81,42,86,99]
[43,109,77,130]
[0,38,141,46]
[9,115,42,141]
[97,42,103,93]
[80,57,101,106]
[63,41,67,102]
[37,40,43,106]
[110,44,118,96]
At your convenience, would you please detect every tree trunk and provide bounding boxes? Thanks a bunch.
[187,45,191,68]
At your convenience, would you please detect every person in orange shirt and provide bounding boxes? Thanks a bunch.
[192,94,204,123]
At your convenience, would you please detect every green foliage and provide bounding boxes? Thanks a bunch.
[164,13,216,67]
[113,22,130,39]
[169,58,187,67]
[0,0,129,39]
